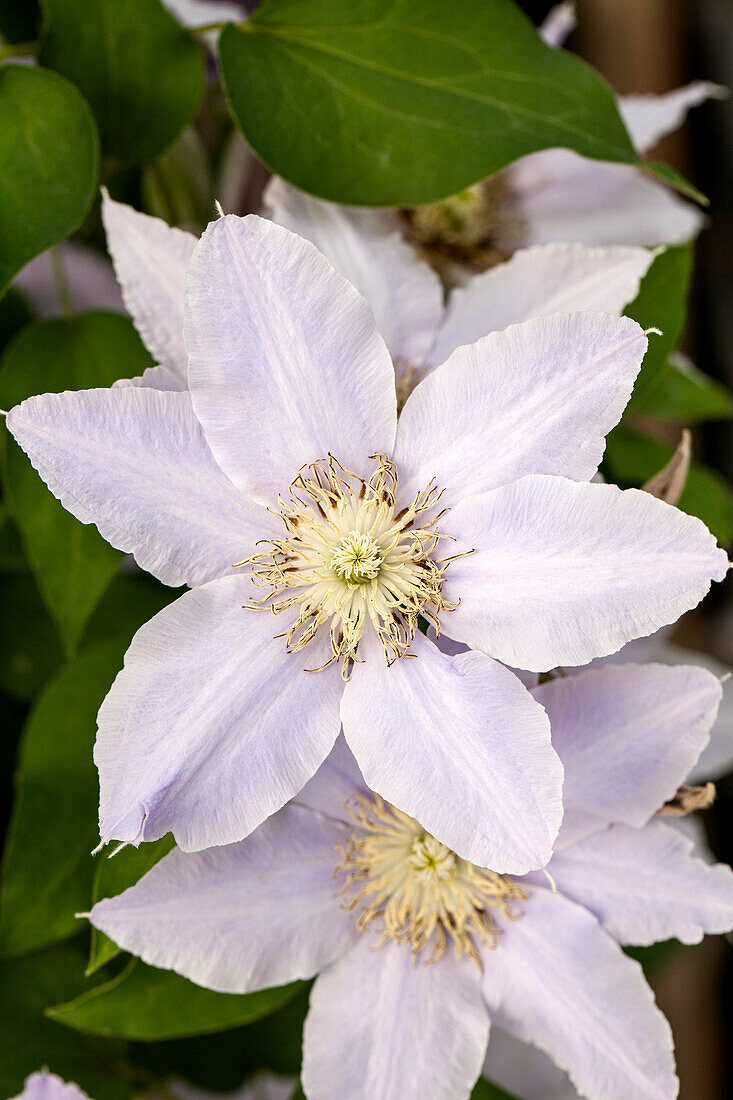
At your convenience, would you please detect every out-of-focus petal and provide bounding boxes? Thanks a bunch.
[264,177,444,368]
[504,149,703,250]
[538,2,577,47]
[533,663,721,845]
[620,82,727,154]
[548,819,733,945]
[429,243,652,367]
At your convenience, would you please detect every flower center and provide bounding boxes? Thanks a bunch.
[335,794,528,965]
[403,176,522,277]
[241,454,462,675]
[329,530,384,585]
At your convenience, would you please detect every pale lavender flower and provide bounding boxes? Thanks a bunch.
[89,663,733,1100]
[7,213,727,869]
[12,1073,90,1100]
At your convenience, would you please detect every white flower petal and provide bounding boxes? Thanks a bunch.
[12,1073,90,1100]
[296,734,371,824]
[533,663,722,846]
[96,575,343,851]
[538,1,577,47]
[185,214,397,504]
[264,177,444,367]
[114,363,189,392]
[482,888,677,1100]
[91,804,355,993]
[303,936,489,1100]
[396,313,646,502]
[14,242,123,318]
[549,819,733,946]
[162,0,243,32]
[340,631,561,874]
[429,244,652,367]
[620,82,727,154]
[482,1028,574,1100]
[504,149,703,249]
[7,387,265,586]
[445,476,728,671]
[102,192,195,379]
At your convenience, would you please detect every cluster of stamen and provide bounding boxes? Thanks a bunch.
[335,794,527,966]
[240,454,462,676]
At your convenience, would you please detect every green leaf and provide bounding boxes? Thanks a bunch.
[0,64,98,298]
[142,126,214,232]
[0,938,131,1099]
[0,287,33,354]
[624,245,693,412]
[87,836,175,975]
[219,0,639,207]
[49,958,304,1040]
[645,160,708,206]
[605,426,733,546]
[82,572,178,651]
[630,355,733,423]
[0,312,155,654]
[0,640,129,958]
[626,939,682,973]
[0,503,25,571]
[40,0,205,167]
[471,1078,520,1100]
[0,571,64,700]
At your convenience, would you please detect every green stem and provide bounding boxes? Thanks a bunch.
[0,41,36,63]
[50,246,74,319]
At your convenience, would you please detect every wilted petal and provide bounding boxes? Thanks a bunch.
[102,192,195,380]
[185,214,397,504]
[533,664,721,846]
[548,819,733,946]
[504,149,703,249]
[340,631,561,874]
[7,388,266,586]
[620,82,727,154]
[96,575,343,851]
[445,476,728,671]
[264,177,444,367]
[12,1074,90,1100]
[429,244,652,367]
[482,888,677,1100]
[91,805,355,993]
[303,936,488,1100]
[396,314,646,502]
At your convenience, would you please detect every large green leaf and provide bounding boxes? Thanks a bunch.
[0,640,129,959]
[605,426,733,547]
[631,355,733,424]
[40,0,205,167]
[87,836,175,975]
[0,939,130,1100]
[0,312,155,654]
[219,0,638,207]
[49,958,303,1040]
[624,245,693,412]
[0,64,99,297]
[0,287,33,354]
[0,571,64,700]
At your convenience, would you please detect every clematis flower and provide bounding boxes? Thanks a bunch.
[12,1073,89,1100]
[7,213,728,868]
[89,663,733,1100]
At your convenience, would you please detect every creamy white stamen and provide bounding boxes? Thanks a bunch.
[240,454,465,675]
[336,794,527,965]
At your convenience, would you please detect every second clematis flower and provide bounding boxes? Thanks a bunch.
[6,214,728,870]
